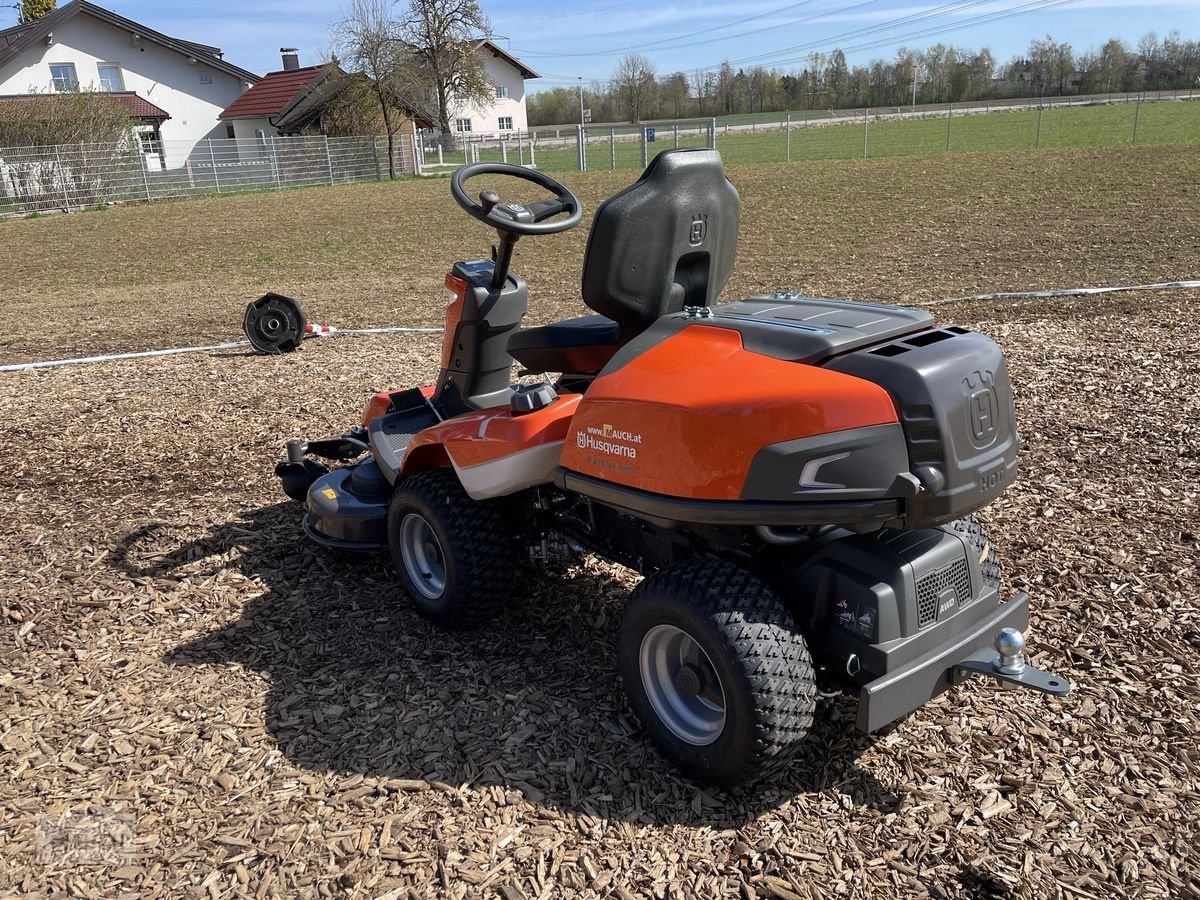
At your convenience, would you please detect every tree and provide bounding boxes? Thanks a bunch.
[396,0,493,140]
[332,0,428,179]
[690,69,714,117]
[664,71,689,118]
[18,0,55,24]
[613,53,656,122]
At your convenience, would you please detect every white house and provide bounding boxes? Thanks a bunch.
[0,0,258,166]
[449,41,537,137]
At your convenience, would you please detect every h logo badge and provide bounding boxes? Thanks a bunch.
[962,370,1000,448]
[689,214,707,246]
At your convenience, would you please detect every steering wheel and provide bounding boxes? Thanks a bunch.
[450,163,582,237]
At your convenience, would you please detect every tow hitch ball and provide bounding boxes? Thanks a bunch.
[953,628,1071,696]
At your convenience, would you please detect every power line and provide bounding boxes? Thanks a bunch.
[513,0,827,58]
[529,0,1083,84]
[724,0,1084,69]
[522,0,998,62]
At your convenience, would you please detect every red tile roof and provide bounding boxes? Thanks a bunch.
[220,67,324,119]
[0,92,170,120]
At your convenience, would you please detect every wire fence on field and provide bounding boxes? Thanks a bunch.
[0,134,411,216]
[515,91,1198,172]
[1,90,1196,217]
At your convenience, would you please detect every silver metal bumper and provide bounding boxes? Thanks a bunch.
[857,592,1070,732]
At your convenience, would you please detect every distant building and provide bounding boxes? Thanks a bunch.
[447,41,538,137]
[0,0,258,166]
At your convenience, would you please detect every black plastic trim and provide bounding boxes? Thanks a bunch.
[555,467,902,528]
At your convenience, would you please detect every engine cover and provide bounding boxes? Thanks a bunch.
[827,327,1019,527]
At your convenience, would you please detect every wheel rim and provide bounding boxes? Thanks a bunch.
[638,624,726,746]
[398,513,447,600]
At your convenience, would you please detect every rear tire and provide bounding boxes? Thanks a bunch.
[617,559,816,785]
[946,514,1002,594]
[387,469,516,629]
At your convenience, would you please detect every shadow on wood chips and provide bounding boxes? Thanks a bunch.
[108,503,900,825]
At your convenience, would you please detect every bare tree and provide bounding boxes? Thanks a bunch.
[664,71,689,118]
[690,69,714,117]
[332,0,428,178]
[613,53,656,122]
[396,0,492,140]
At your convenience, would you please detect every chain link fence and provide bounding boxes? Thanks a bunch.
[0,134,416,217]
[505,91,1197,173]
[3,91,1196,217]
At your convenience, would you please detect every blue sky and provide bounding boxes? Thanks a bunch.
[9,0,1196,88]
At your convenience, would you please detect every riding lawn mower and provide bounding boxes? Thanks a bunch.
[275,150,1069,784]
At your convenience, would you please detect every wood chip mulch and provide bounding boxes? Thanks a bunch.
[1,291,1197,899]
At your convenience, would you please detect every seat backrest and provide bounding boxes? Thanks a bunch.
[581,149,740,339]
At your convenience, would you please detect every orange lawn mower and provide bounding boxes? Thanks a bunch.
[275,150,1069,784]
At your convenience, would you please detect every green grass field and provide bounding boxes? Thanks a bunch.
[489,99,1200,172]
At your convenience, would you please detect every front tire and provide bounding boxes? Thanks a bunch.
[946,515,1003,594]
[387,469,516,629]
[617,560,816,785]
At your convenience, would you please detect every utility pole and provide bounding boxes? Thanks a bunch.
[578,77,585,129]
[911,62,918,109]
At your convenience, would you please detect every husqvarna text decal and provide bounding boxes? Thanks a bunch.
[578,424,643,459]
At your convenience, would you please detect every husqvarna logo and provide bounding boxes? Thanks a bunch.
[963,370,999,448]
[689,214,707,246]
[577,424,641,458]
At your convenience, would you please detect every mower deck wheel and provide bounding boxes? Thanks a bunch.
[387,469,516,629]
[618,559,816,785]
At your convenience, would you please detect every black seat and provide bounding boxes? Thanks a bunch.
[506,149,740,374]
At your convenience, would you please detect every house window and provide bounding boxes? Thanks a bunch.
[137,129,158,153]
[498,116,513,131]
[97,64,124,92]
[452,85,467,101]
[49,63,78,92]
[455,118,472,133]
[495,84,509,99]
[225,124,236,139]
[255,128,269,155]
[200,72,212,84]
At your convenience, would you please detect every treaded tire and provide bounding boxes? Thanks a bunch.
[387,468,516,629]
[946,515,1003,595]
[618,559,816,785]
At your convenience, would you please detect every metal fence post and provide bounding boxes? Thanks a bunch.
[1035,103,1043,149]
[324,135,335,185]
[501,138,508,164]
[209,139,221,193]
[271,136,282,187]
[863,108,869,159]
[529,137,536,168]
[1132,93,1142,144]
[610,128,616,170]
[517,132,524,166]
[785,111,791,161]
[372,137,382,181]
[49,143,63,209]
[945,102,952,151]
[577,124,585,172]
[673,124,679,148]
[708,118,716,149]
[641,128,648,168]
[137,145,150,201]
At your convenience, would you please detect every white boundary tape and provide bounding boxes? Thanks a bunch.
[0,326,444,373]
[3,280,1198,372]
[922,279,1200,307]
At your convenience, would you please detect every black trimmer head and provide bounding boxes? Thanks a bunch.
[244,293,306,354]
